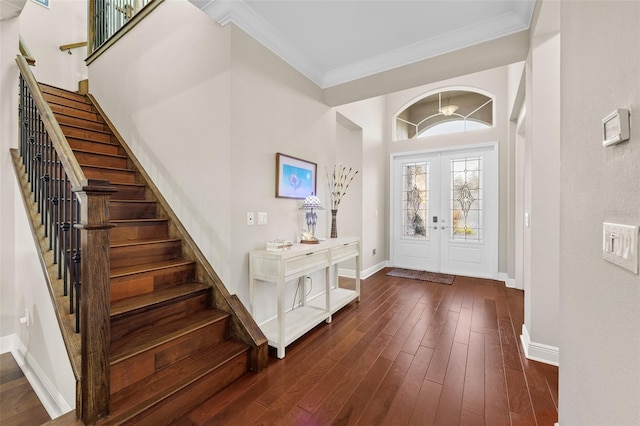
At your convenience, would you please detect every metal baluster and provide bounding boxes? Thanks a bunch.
[74,195,82,333]
[61,172,70,291]
[69,190,76,314]
[41,134,50,234]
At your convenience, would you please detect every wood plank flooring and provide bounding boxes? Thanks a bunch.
[0,353,50,426]
[0,268,558,425]
[179,268,558,426]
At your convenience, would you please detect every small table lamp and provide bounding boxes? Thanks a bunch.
[300,194,324,244]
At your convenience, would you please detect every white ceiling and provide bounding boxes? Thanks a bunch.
[190,0,536,89]
[0,0,26,21]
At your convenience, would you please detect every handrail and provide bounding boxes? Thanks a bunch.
[15,55,86,188]
[59,41,88,54]
[19,35,36,66]
[15,53,115,423]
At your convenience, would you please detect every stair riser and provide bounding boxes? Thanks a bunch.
[42,93,94,112]
[110,241,182,269]
[66,137,119,155]
[112,185,146,201]
[111,292,209,341]
[49,103,103,122]
[122,351,249,426]
[110,318,230,394]
[73,151,127,169]
[83,166,136,184]
[60,124,111,143]
[111,220,168,242]
[55,113,108,132]
[40,85,89,103]
[110,263,196,302]
[109,202,157,220]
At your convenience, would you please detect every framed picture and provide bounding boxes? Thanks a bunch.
[276,153,317,199]
[31,0,49,8]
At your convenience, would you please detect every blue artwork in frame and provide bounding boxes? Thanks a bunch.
[276,153,317,199]
[31,0,49,8]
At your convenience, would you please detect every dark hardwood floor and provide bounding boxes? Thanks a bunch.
[0,352,50,426]
[178,268,558,425]
[1,268,558,425]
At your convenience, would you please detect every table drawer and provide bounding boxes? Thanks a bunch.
[331,241,359,262]
[285,249,329,276]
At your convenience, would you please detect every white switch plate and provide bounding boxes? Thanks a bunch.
[247,212,255,226]
[258,212,267,225]
[603,222,638,274]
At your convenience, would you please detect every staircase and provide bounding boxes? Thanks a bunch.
[37,83,263,424]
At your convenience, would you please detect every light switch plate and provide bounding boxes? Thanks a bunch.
[247,212,255,226]
[258,212,267,225]
[603,222,638,274]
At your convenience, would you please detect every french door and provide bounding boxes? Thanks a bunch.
[391,145,498,278]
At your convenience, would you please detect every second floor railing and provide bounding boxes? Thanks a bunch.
[88,0,159,58]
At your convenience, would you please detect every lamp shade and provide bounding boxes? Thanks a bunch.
[300,195,324,210]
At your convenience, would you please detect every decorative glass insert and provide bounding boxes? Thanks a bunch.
[395,90,493,140]
[450,157,483,242]
[402,162,429,239]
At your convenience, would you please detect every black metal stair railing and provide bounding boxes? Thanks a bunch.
[91,0,153,53]
[19,75,83,333]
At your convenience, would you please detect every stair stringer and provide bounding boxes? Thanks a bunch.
[86,94,268,372]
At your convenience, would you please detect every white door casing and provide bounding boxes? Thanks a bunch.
[391,144,498,279]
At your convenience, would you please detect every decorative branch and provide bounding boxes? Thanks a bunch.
[326,164,359,210]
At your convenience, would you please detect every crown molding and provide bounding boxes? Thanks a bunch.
[198,0,324,86]
[191,0,534,89]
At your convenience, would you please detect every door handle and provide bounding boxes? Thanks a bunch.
[441,226,446,229]
[432,226,438,229]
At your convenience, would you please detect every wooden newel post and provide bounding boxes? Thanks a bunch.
[72,179,117,424]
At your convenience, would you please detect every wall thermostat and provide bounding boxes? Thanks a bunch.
[602,108,630,146]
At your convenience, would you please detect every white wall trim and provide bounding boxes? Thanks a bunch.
[0,334,17,354]
[339,260,389,280]
[498,272,517,289]
[521,324,559,367]
[0,334,72,419]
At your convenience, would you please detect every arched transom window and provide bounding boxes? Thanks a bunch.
[395,90,493,140]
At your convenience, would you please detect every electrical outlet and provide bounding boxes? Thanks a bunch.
[247,212,255,226]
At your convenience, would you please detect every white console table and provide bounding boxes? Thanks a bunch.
[249,237,361,358]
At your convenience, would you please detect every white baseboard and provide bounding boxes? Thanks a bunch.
[521,324,559,366]
[0,334,17,354]
[498,272,517,289]
[1,333,72,418]
[339,260,389,280]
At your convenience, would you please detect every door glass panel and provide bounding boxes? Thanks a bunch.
[450,157,483,242]
[402,162,429,239]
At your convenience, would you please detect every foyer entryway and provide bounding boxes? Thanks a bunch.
[391,144,498,278]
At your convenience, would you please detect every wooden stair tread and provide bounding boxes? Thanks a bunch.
[80,164,135,173]
[39,83,90,103]
[110,259,196,279]
[66,136,118,146]
[107,339,249,424]
[111,237,179,249]
[110,282,210,318]
[53,111,106,126]
[110,200,155,204]
[59,122,112,135]
[71,148,126,160]
[111,218,167,224]
[110,309,230,363]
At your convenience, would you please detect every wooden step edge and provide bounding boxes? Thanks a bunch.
[105,341,249,425]
[52,111,106,126]
[66,136,119,147]
[110,310,230,364]
[59,122,112,135]
[47,98,97,114]
[110,282,210,318]
[80,164,136,173]
[110,200,156,205]
[110,237,179,249]
[110,259,196,279]
[72,148,127,160]
[110,218,168,224]
[39,83,90,102]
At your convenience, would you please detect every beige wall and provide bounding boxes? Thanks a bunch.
[559,1,640,424]
[19,0,87,91]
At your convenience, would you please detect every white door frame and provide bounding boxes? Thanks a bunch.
[389,142,499,279]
